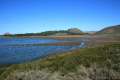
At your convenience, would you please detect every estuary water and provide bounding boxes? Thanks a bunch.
[0,38,84,64]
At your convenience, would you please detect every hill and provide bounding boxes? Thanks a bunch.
[3,28,84,37]
[68,28,83,35]
[96,25,120,35]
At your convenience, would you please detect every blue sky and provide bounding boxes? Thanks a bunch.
[0,0,120,34]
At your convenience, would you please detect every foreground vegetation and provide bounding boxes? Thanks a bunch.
[0,43,120,80]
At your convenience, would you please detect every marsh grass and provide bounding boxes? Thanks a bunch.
[0,43,120,80]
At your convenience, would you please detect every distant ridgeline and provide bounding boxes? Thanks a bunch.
[3,28,85,37]
[3,24,120,37]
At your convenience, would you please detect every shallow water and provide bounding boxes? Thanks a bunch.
[0,38,61,45]
[0,38,83,64]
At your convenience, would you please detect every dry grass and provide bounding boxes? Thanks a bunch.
[0,43,120,80]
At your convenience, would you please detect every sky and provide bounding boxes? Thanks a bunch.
[0,0,120,34]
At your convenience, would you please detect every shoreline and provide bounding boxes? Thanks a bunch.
[1,41,82,46]
[1,35,85,39]
[1,34,120,47]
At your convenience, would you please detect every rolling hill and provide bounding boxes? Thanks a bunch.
[96,25,120,34]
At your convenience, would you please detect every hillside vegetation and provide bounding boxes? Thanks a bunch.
[0,43,120,80]
[3,28,84,37]
[96,25,120,35]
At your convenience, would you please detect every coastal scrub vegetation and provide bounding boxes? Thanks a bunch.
[0,43,120,80]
